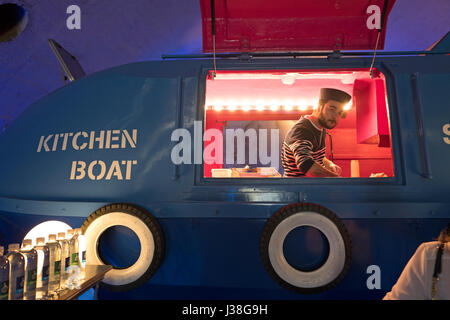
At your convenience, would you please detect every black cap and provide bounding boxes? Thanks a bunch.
[319,88,351,104]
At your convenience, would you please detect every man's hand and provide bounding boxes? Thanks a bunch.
[305,162,339,177]
[332,163,342,176]
[322,158,342,177]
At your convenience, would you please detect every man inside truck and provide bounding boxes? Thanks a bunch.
[281,88,351,177]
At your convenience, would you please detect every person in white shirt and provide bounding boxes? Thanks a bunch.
[383,225,450,300]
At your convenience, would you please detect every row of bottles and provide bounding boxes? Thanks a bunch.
[0,228,86,300]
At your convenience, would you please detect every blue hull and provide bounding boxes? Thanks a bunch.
[0,53,449,299]
[0,209,446,299]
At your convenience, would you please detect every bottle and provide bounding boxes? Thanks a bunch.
[34,237,49,299]
[0,246,10,300]
[76,229,86,279]
[47,234,61,294]
[67,228,80,289]
[69,229,80,267]
[67,229,74,241]
[67,229,75,265]
[6,243,25,300]
[57,232,70,289]
[21,239,37,300]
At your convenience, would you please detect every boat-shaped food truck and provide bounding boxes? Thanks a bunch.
[0,0,449,299]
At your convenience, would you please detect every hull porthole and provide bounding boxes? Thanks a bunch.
[81,203,164,292]
[260,203,352,294]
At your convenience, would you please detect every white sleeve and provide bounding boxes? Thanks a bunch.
[383,243,432,300]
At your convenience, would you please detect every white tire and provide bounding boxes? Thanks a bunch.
[261,203,351,294]
[82,204,164,291]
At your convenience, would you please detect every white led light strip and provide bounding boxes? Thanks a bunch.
[205,100,352,112]
[206,104,314,111]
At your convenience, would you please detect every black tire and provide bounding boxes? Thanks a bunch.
[81,203,165,292]
[260,202,352,294]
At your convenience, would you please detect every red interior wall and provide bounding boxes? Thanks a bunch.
[354,78,391,147]
[204,112,225,178]
[327,128,394,177]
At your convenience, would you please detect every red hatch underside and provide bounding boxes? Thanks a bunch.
[200,0,396,52]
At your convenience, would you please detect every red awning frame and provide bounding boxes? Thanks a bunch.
[200,0,396,53]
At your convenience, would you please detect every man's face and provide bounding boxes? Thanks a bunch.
[317,99,346,129]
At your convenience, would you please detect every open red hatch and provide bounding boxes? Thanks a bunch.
[200,0,396,52]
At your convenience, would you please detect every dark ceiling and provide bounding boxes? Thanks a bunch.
[0,0,449,130]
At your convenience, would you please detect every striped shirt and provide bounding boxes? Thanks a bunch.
[281,116,326,177]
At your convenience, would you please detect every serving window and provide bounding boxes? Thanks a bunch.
[203,69,395,179]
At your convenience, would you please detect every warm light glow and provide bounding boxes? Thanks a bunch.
[205,100,216,110]
[254,100,264,110]
[240,99,251,111]
[270,105,279,111]
[281,74,296,85]
[222,99,237,111]
[283,100,295,111]
[24,220,73,246]
[299,105,308,111]
[341,73,357,85]
[344,100,353,111]
[207,99,325,112]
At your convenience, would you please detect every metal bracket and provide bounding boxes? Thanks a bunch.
[327,50,342,60]
[238,52,252,61]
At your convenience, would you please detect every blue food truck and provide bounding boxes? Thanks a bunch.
[0,0,449,299]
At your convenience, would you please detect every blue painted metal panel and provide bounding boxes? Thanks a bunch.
[0,53,449,299]
[95,217,448,299]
